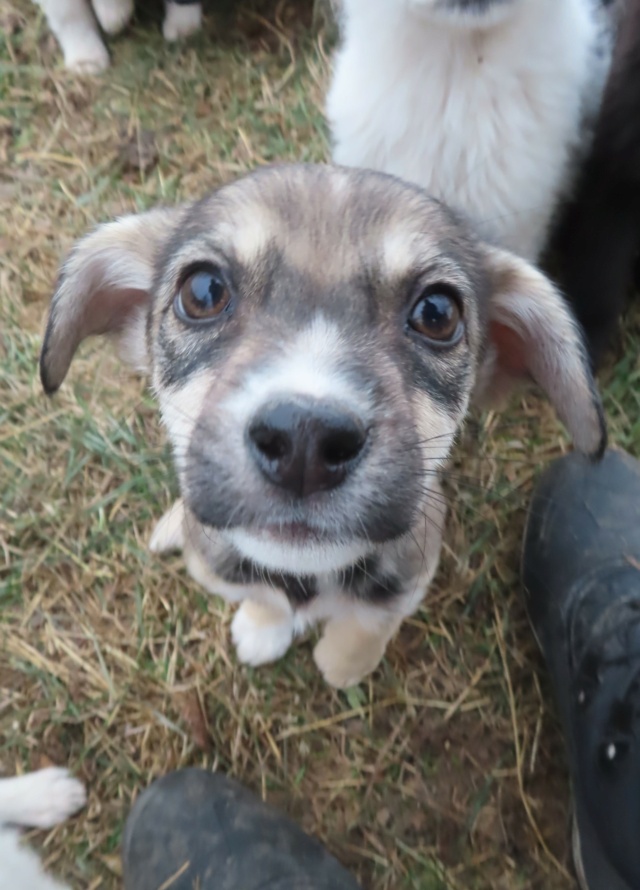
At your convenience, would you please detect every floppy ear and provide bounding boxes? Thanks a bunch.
[476,246,607,458]
[39,207,182,394]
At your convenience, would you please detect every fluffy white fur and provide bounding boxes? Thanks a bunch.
[327,0,612,260]
[163,1,203,41]
[0,768,85,890]
[35,0,203,72]
[0,834,68,890]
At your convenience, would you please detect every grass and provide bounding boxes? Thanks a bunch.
[1,2,640,887]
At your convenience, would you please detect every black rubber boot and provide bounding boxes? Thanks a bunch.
[122,768,362,890]
[522,448,640,890]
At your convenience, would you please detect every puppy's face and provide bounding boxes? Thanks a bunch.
[147,170,487,573]
[40,164,605,576]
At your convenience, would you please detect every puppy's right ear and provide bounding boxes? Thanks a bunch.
[40,207,181,394]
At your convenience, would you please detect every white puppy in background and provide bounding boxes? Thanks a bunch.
[0,767,85,890]
[35,0,203,72]
[327,0,617,261]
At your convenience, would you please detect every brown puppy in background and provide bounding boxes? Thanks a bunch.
[40,164,606,688]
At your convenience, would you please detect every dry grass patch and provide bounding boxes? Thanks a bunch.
[2,2,640,887]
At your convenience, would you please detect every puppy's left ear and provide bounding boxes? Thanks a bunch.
[477,246,607,458]
[40,206,182,394]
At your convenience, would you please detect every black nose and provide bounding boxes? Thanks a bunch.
[247,399,368,497]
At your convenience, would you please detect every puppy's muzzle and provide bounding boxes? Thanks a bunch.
[246,397,368,498]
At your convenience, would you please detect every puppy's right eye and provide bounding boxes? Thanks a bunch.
[174,268,231,322]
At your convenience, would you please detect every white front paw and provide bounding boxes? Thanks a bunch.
[13,768,86,829]
[231,601,294,667]
[92,0,134,35]
[63,29,110,73]
[163,2,203,41]
[149,500,185,554]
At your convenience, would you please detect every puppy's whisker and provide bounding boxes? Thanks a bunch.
[413,507,448,540]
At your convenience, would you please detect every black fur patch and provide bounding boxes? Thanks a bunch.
[215,551,318,606]
[338,556,403,604]
[405,343,471,414]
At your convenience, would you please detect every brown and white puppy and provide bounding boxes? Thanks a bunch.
[39,164,606,688]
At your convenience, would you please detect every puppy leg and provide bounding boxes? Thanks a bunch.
[163,2,203,41]
[314,503,445,688]
[313,610,404,689]
[149,499,185,554]
[91,0,134,36]
[0,768,85,829]
[182,542,297,665]
[36,0,109,72]
[151,512,296,665]
[231,598,296,667]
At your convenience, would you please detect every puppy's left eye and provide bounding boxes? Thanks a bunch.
[408,288,463,344]
[174,268,231,322]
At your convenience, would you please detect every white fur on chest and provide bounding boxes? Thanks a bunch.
[327,0,607,260]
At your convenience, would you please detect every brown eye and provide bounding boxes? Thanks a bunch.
[174,268,231,322]
[408,288,463,344]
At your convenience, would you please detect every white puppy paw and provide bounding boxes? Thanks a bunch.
[163,2,203,41]
[91,0,134,35]
[62,28,110,73]
[231,601,294,667]
[6,768,86,829]
[149,500,185,554]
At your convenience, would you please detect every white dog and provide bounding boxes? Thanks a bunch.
[327,0,616,261]
[35,0,203,72]
[0,768,86,890]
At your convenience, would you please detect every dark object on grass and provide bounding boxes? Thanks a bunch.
[122,768,362,890]
[523,448,640,889]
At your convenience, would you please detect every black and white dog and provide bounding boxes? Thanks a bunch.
[0,768,85,890]
[35,0,203,72]
[40,164,606,689]
[326,0,617,263]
